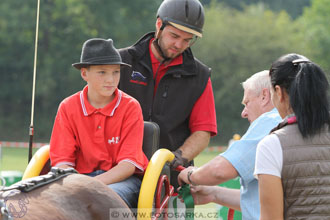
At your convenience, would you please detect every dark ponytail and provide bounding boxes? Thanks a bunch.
[270,53,330,137]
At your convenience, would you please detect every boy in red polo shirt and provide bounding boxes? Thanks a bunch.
[49,38,148,208]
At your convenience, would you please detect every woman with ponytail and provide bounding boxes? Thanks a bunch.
[254,53,330,219]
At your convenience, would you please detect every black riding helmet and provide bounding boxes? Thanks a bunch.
[157,0,205,38]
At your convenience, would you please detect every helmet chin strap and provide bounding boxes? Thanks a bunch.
[152,23,172,62]
[152,39,171,62]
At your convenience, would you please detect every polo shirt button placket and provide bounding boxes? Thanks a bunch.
[97,126,101,130]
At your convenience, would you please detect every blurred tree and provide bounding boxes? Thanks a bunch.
[299,0,330,74]
[264,0,311,19]
[0,0,37,141]
[201,0,311,19]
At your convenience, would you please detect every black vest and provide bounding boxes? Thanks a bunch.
[119,32,211,151]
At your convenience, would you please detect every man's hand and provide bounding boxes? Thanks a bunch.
[177,166,195,186]
[170,149,189,169]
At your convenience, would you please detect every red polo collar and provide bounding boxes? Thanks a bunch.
[79,86,122,117]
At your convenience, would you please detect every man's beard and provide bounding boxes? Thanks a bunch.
[158,36,181,60]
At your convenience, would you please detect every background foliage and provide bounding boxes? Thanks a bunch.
[0,0,328,145]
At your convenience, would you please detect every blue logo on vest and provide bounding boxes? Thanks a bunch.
[130,71,147,86]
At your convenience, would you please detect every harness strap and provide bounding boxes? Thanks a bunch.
[0,167,78,193]
[270,116,297,133]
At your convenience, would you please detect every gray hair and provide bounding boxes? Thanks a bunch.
[242,70,271,96]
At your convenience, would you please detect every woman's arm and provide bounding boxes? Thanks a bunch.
[189,185,241,211]
[255,134,284,220]
[258,174,284,220]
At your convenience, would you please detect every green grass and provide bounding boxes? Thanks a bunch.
[0,147,38,172]
[195,151,220,166]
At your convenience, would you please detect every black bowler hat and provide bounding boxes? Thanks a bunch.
[72,38,131,69]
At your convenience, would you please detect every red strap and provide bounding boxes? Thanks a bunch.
[287,116,297,124]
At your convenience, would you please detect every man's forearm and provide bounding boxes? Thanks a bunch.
[180,131,210,161]
[179,155,239,186]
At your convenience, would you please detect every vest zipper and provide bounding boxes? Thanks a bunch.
[149,60,166,121]
[163,86,169,98]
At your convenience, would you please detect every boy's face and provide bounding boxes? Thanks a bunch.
[81,65,120,99]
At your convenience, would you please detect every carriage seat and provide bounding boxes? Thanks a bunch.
[142,121,160,160]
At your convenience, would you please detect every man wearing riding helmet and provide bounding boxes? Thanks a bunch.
[119,0,217,189]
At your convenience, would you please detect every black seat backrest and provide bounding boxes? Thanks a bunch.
[142,121,160,160]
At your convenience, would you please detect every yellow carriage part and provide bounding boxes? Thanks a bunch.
[22,145,50,180]
[137,148,175,220]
